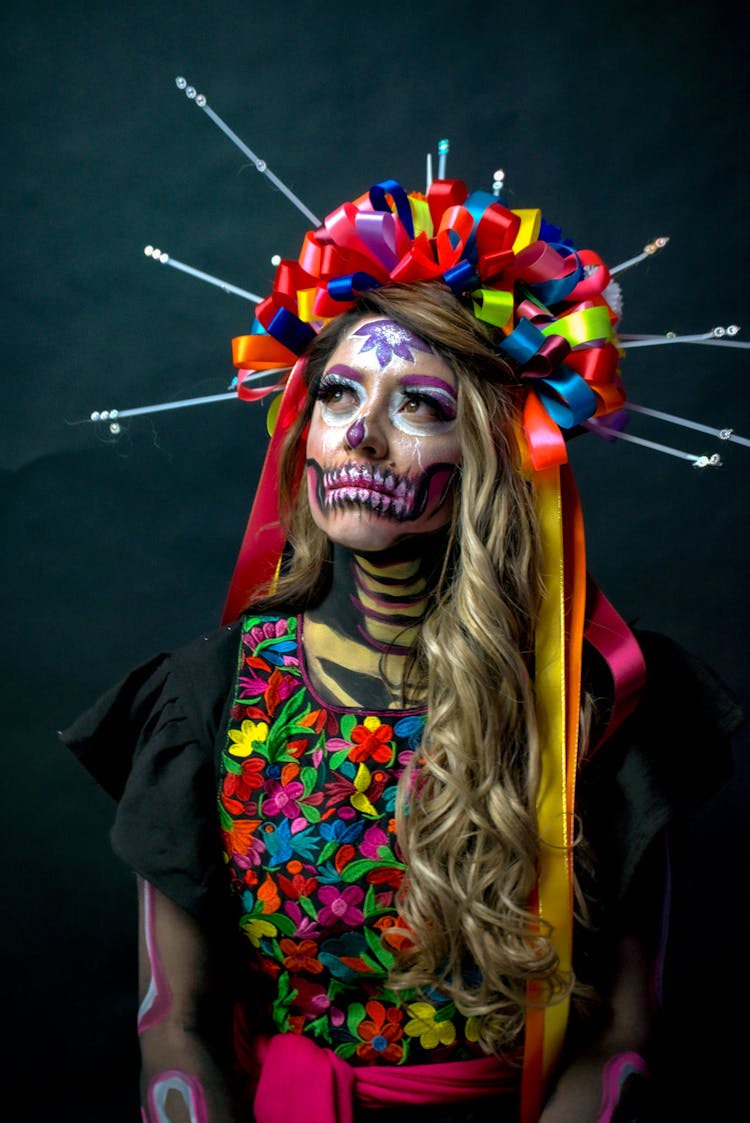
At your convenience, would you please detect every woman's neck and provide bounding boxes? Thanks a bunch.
[303,537,444,710]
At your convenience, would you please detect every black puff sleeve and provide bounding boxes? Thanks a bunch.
[60,622,242,923]
[581,628,744,903]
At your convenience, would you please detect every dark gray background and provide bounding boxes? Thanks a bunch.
[3,1,748,1118]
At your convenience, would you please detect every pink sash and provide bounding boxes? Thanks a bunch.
[253,1033,519,1123]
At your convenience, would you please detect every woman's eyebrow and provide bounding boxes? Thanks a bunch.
[324,363,364,382]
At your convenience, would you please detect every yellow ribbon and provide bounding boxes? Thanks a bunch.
[512,208,542,252]
[521,465,584,1121]
[409,194,434,238]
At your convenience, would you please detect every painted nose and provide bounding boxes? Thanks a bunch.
[344,413,389,459]
[345,418,366,448]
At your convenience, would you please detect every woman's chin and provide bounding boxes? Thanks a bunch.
[311,504,448,554]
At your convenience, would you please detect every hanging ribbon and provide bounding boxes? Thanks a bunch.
[521,465,586,1123]
[584,579,647,755]
[222,358,310,624]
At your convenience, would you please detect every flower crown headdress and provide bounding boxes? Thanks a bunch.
[92,78,747,473]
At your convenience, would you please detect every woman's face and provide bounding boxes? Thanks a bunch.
[305,315,461,553]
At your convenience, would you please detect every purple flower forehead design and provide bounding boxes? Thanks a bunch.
[352,318,432,369]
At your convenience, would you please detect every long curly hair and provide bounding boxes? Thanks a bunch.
[250,282,574,1052]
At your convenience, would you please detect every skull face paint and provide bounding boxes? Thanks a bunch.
[306,316,461,553]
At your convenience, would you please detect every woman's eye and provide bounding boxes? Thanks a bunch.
[401,393,446,421]
[318,382,358,411]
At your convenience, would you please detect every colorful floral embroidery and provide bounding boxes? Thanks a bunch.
[218,613,483,1066]
[404,1001,457,1049]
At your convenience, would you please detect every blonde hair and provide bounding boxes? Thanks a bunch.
[252,282,572,1051]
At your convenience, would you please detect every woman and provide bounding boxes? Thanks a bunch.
[63,182,740,1122]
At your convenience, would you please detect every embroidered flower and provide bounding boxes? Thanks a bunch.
[403,1002,456,1049]
[349,717,395,764]
[318,818,364,846]
[247,617,292,650]
[317,885,365,928]
[263,763,304,819]
[264,778,305,819]
[228,719,269,758]
[359,824,389,860]
[264,667,298,716]
[278,871,319,900]
[223,757,265,802]
[279,938,324,974]
[355,1000,404,1062]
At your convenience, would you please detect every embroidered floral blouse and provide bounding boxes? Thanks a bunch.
[218,612,486,1066]
[61,611,741,1077]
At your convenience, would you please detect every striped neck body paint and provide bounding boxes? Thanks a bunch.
[306,315,461,555]
[304,540,446,710]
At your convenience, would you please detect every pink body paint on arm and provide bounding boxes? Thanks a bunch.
[138,880,173,1034]
[145,1070,209,1123]
[596,1051,648,1122]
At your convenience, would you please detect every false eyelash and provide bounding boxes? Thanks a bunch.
[316,374,359,401]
